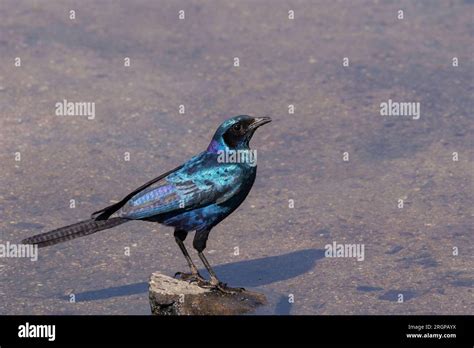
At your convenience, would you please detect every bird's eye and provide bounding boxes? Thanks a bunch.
[232,123,243,132]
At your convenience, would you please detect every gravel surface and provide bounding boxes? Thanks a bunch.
[0,0,472,314]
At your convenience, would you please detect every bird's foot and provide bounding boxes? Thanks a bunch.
[174,271,209,286]
[210,281,246,294]
[174,273,245,293]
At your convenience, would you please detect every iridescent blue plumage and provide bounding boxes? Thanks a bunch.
[117,151,254,231]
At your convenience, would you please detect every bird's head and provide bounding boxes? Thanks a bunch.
[207,115,272,152]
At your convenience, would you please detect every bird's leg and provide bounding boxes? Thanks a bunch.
[194,229,245,294]
[197,251,220,287]
[173,229,207,285]
[197,251,245,293]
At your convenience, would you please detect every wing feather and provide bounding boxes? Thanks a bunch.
[117,153,244,219]
[91,164,183,220]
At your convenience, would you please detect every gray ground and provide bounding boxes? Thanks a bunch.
[0,0,472,315]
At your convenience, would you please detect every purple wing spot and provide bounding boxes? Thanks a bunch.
[131,185,174,206]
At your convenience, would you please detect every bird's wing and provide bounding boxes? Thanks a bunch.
[91,164,184,220]
[116,152,245,220]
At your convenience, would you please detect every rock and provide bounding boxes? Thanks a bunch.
[148,272,267,315]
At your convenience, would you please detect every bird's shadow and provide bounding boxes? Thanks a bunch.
[70,248,324,302]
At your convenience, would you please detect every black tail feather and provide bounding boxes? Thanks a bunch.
[21,217,127,248]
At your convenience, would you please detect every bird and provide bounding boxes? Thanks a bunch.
[22,115,271,292]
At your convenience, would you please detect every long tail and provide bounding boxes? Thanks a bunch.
[21,217,127,248]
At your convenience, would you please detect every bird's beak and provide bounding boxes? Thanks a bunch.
[249,116,272,130]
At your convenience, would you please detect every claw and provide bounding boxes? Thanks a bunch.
[174,271,209,285]
[211,282,246,294]
[175,272,245,293]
